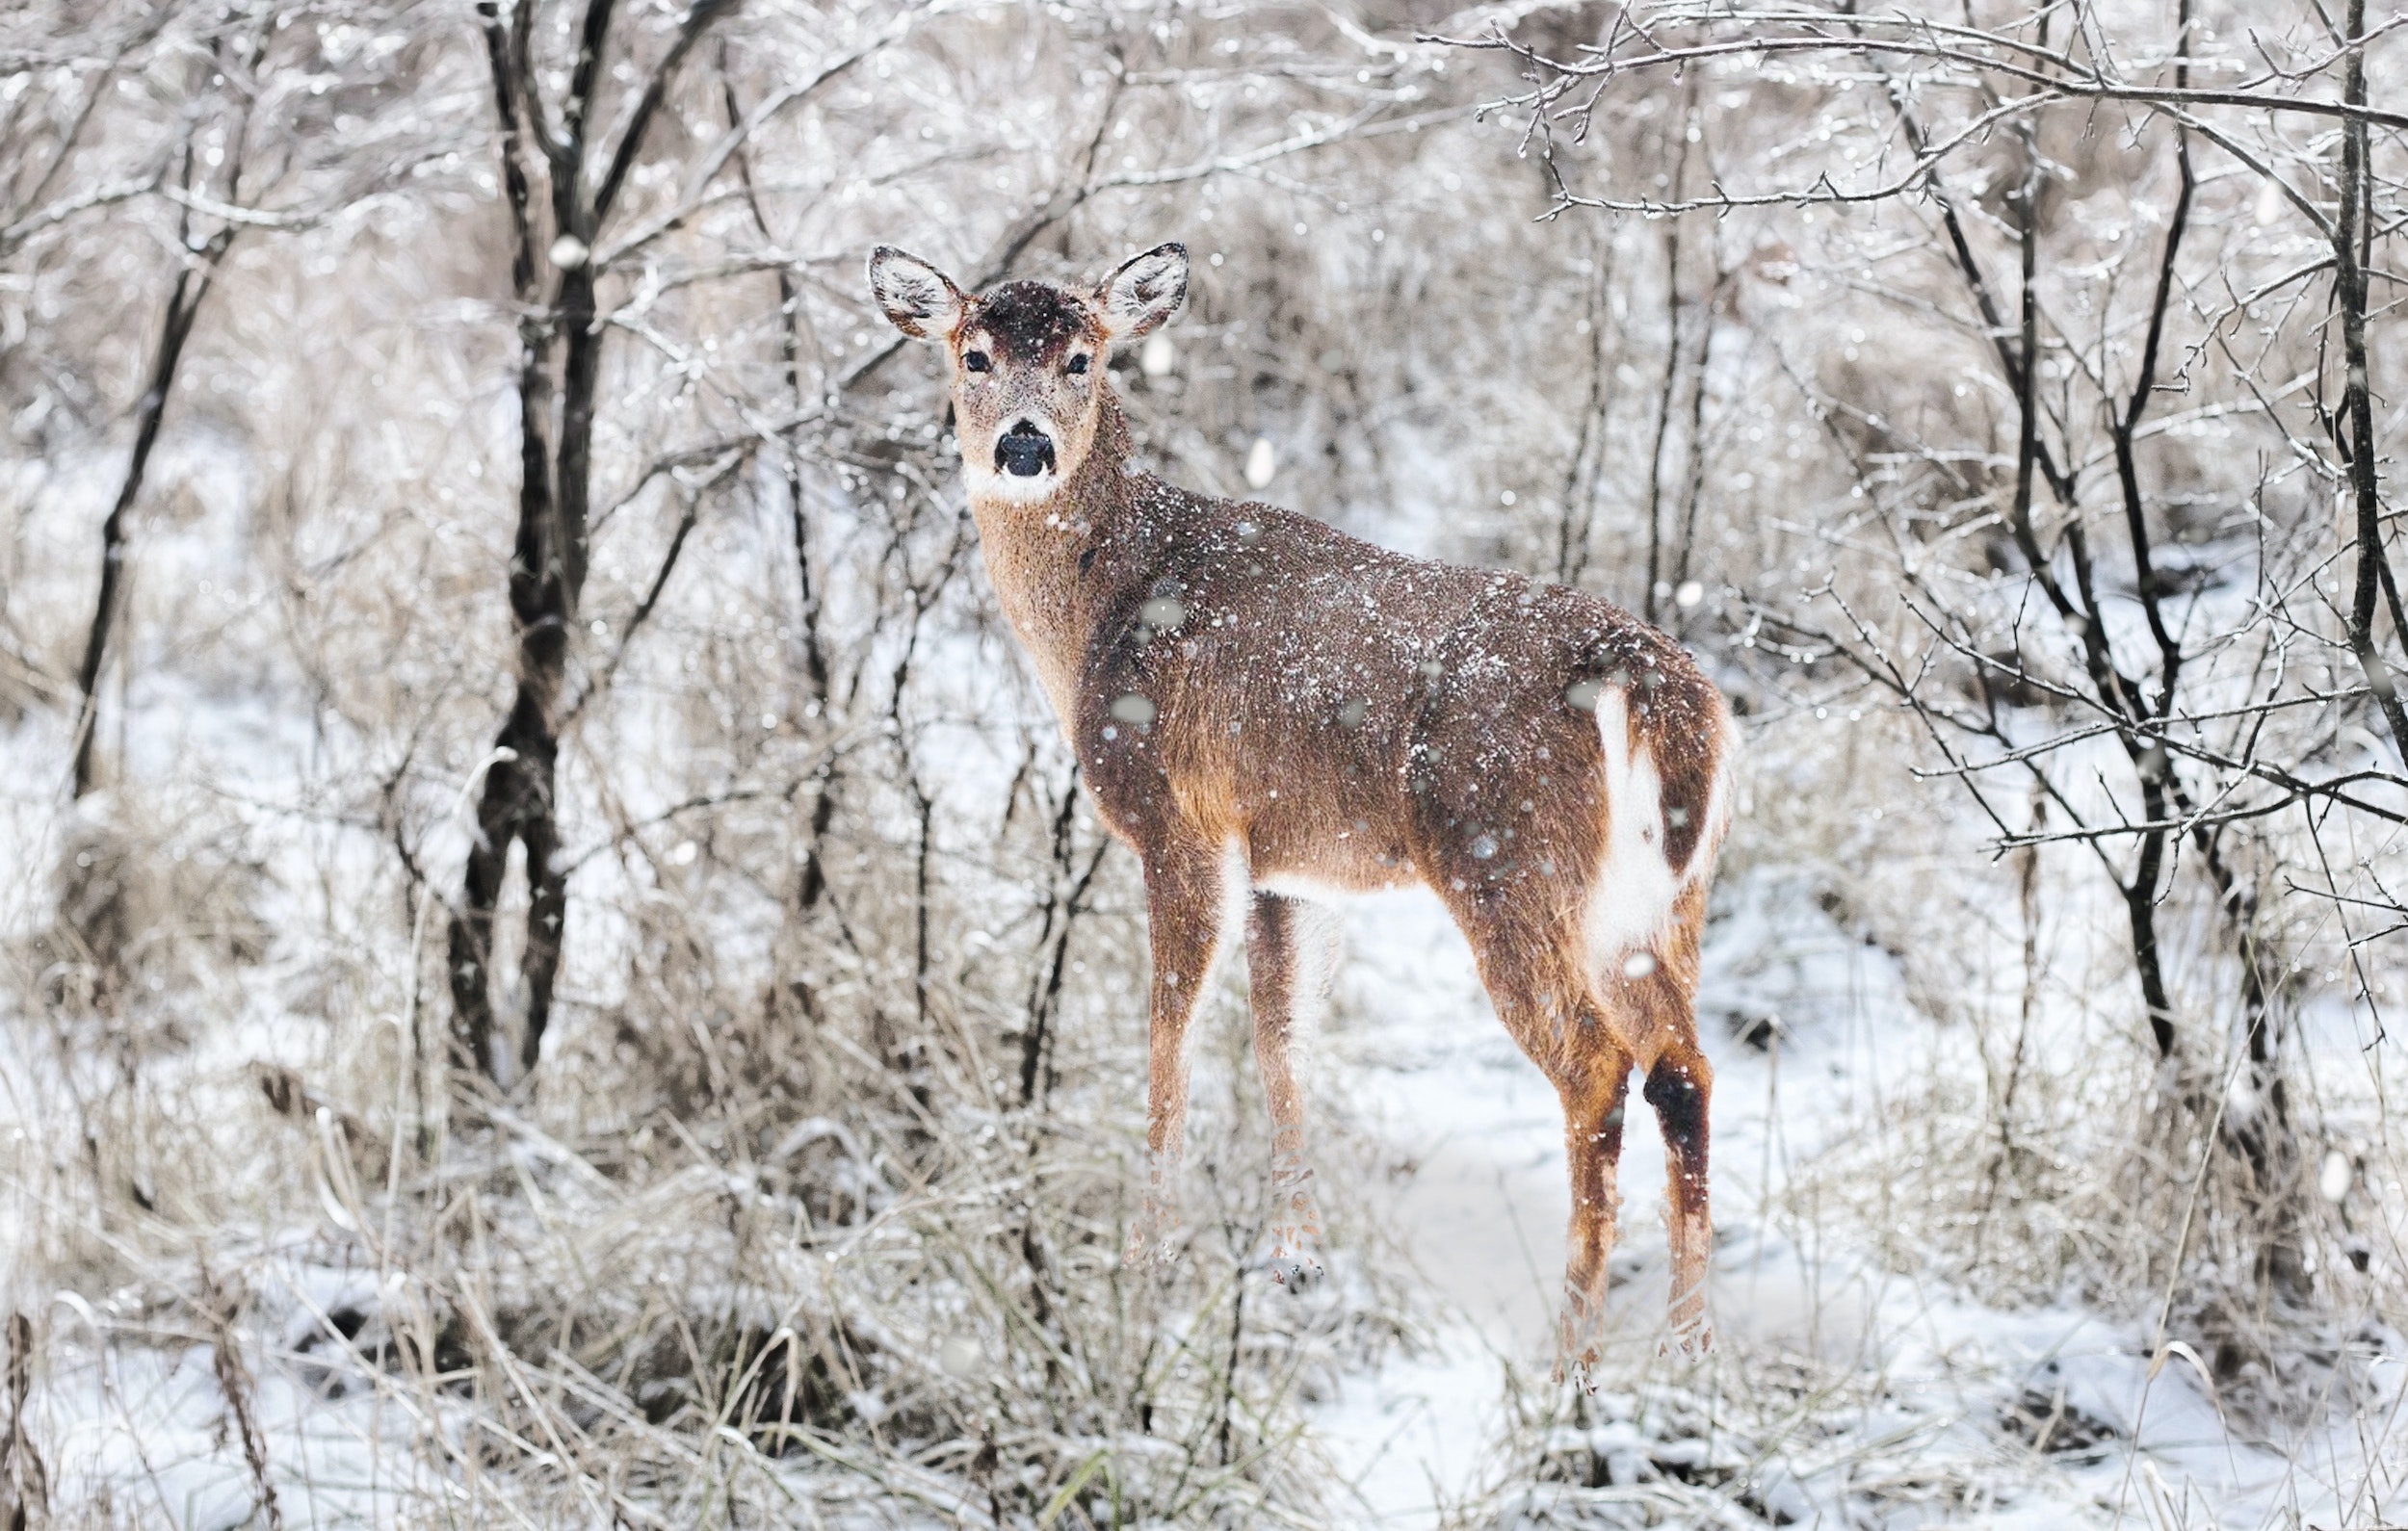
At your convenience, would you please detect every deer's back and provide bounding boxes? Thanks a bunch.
[1073,487,1724,904]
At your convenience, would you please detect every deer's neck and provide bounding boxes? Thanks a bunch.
[969,395,1145,728]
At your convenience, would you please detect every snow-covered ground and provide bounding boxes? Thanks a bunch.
[1303,876,2408,1529]
[10,810,2408,1525]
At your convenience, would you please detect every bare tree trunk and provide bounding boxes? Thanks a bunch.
[719,54,841,919]
[1669,253,1727,604]
[2101,67,2197,1065]
[449,0,732,1079]
[449,0,559,1077]
[1,1311,46,1530]
[70,169,235,798]
[1640,169,1684,624]
[2336,0,2408,764]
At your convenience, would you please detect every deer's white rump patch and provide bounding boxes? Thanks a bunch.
[1582,686,1687,971]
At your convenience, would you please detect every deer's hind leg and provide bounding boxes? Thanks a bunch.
[1557,1016,1637,1374]
[1612,880,1715,1351]
[1447,902,1634,1374]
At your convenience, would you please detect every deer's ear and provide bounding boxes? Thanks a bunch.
[868,246,967,339]
[1096,242,1189,342]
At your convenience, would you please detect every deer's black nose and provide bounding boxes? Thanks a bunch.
[996,422,1056,478]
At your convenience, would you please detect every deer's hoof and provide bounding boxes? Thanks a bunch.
[1550,1345,1605,1393]
[1555,1288,1608,1387]
[1657,1320,1714,1360]
[1662,1280,1711,1357]
[1123,1221,1183,1269]
[1264,1226,1325,1288]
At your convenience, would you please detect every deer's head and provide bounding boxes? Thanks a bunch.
[868,243,1189,505]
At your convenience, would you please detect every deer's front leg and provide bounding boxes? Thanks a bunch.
[1127,839,1224,1268]
[1246,892,1328,1284]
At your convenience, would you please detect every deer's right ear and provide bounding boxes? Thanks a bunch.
[868,247,967,340]
[1097,242,1189,342]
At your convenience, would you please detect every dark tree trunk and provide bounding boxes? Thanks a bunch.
[70,220,233,797]
[2336,0,2408,762]
[448,0,731,1079]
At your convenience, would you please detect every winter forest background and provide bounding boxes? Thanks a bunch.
[3,0,2406,1524]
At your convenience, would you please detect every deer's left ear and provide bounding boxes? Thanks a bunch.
[869,246,968,339]
[1096,243,1189,342]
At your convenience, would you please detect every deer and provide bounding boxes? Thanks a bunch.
[868,240,1735,1364]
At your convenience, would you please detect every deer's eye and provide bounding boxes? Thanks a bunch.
[964,350,991,373]
[1066,353,1090,376]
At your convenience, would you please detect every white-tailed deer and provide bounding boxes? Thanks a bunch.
[869,241,1734,1362]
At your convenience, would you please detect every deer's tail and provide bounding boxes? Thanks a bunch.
[1581,681,1733,973]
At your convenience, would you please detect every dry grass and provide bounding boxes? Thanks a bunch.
[1,725,1449,1526]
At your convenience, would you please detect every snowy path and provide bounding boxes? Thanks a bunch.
[1306,886,1621,1525]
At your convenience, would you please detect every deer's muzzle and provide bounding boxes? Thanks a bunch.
[996,421,1057,478]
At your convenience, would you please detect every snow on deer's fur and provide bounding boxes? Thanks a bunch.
[870,241,1735,1364]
